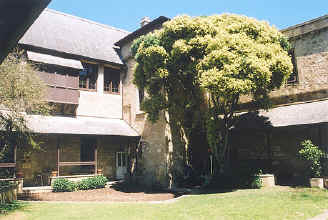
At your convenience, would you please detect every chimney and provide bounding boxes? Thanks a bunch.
[140,17,151,27]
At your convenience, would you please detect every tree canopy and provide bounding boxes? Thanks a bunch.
[0,50,50,162]
[132,14,293,178]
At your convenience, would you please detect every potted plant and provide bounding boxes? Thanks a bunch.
[298,140,325,188]
[97,168,103,175]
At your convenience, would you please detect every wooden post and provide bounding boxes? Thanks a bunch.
[14,146,17,178]
[14,146,17,164]
[94,145,98,175]
[57,137,60,176]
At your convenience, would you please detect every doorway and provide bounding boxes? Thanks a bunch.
[116,152,127,179]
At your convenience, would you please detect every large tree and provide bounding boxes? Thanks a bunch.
[197,14,293,172]
[0,50,50,163]
[132,14,292,180]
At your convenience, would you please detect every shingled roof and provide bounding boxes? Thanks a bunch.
[19,9,130,65]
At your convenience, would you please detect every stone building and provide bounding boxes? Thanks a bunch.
[231,14,328,184]
[1,6,328,187]
[1,9,140,186]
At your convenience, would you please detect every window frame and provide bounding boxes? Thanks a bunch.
[104,67,121,95]
[80,137,96,162]
[79,62,98,91]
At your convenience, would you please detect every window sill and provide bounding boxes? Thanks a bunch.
[79,88,97,92]
[104,91,120,95]
[136,110,146,116]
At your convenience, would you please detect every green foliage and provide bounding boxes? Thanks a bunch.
[0,201,24,215]
[250,170,263,189]
[52,178,76,192]
[298,140,325,178]
[0,180,17,201]
[132,14,293,176]
[0,49,50,164]
[76,175,108,190]
[53,176,108,192]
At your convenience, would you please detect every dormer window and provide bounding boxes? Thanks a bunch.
[79,62,98,90]
[104,67,120,94]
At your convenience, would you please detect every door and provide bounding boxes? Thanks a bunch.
[116,152,127,179]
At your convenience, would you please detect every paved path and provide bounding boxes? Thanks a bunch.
[20,195,191,204]
[308,210,328,220]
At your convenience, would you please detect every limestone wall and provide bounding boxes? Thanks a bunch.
[122,57,170,188]
[76,91,122,119]
[76,63,122,119]
[230,123,328,184]
[17,135,127,186]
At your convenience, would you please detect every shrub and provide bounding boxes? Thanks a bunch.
[250,170,263,189]
[0,201,23,215]
[76,179,89,191]
[298,140,325,178]
[76,175,108,191]
[52,178,76,192]
[205,167,263,189]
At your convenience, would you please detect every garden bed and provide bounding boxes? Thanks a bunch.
[19,185,177,202]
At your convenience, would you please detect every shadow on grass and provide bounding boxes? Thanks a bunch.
[110,180,237,198]
[111,181,176,194]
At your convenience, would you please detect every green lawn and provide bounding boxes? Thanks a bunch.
[1,187,328,220]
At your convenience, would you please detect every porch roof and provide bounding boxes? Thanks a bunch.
[27,115,140,137]
[234,100,328,130]
[27,51,83,69]
[261,100,328,127]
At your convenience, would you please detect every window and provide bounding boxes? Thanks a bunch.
[287,49,298,84]
[80,137,96,162]
[104,67,120,94]
[79,62,98,90]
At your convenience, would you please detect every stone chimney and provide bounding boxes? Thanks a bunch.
[140,17,151,27]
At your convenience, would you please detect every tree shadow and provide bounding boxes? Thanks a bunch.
[232,111,273,131]
[110,180,239,198]
[110,181,183,196]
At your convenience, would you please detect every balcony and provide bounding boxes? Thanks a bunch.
[36,71,80,105]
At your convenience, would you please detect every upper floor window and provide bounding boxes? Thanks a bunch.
[104,67,120,94]
[287,49,298,84]
[79,62,98,90]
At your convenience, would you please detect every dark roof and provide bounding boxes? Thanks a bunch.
[115,16,170,47]
[0,0,51,63]
[19,9,130,65]
[281,14,328,38]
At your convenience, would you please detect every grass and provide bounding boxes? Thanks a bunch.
[1,187,328,220]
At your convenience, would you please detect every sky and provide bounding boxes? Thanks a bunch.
[48,0,328,32]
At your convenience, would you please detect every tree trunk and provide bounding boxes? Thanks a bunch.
[167,108,187,187]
